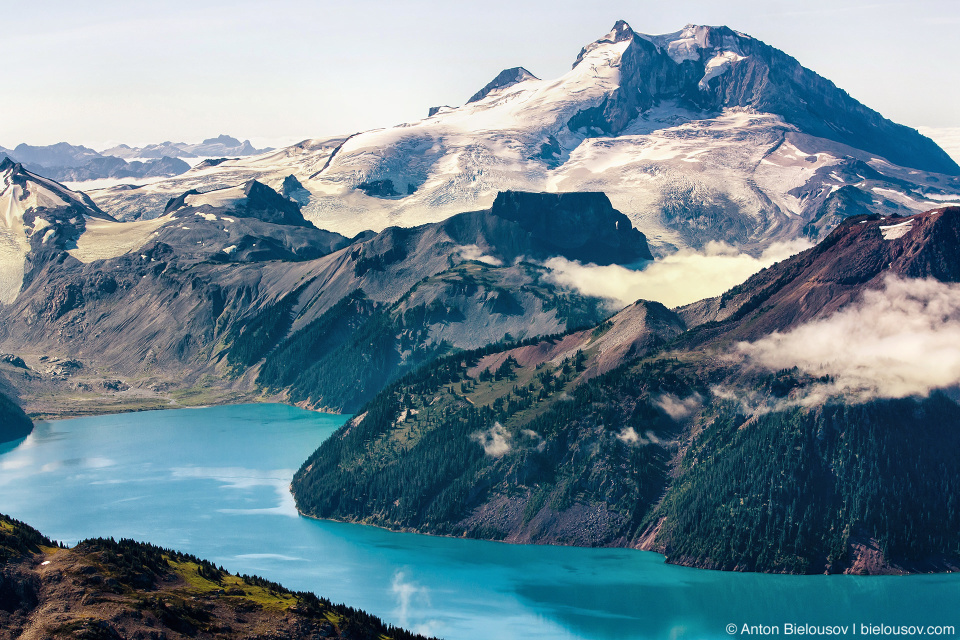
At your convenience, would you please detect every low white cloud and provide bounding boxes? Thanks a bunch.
[542,240,811,309]
[392,570,439,636]
[655,393,703,420]
[471,422,511,456]
[520,428,546,452]
[457,244,503,266]
[737,275,960,404]
[616,426,661,446]
[709,384,786,416]
[917,126,960,164]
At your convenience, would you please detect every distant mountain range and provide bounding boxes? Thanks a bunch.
[0,135,270,183]
[100,134,270,160]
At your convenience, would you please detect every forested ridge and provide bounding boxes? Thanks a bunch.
[0,384,31,443]
[651,394,960,573]
[293,327,960,574]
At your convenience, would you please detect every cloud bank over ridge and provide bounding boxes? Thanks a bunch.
[737,275,960,405]
[542,240,811,309]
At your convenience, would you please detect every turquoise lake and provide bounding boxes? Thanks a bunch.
[0,403,957,639]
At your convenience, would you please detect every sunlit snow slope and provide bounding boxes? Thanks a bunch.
[0,158,114,303]
[87,22,960,253]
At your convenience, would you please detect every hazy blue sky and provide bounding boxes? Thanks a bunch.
[3,0,958,150]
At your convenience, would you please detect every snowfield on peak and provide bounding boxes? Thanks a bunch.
[639,24,746,63]
[184,184,249,209]
[879,219,914,240]
[79,21,959,256]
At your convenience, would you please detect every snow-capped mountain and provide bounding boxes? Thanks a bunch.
[465,67,540,104]
[85,22,960,253]
[0,158,114,303]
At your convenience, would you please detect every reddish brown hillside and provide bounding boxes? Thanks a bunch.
[680,207,960,343]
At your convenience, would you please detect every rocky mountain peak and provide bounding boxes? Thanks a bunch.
[202,134,243,147]
[0,160,109,219]
[490,190,652,264]
[0,156,20,175]
[467,67,539,104]
[0,161,114,302]
[572,20,637,68]
[165,179,314,228]
[608,19,636,43]
[565,22,959,175]
[680,206,960,341]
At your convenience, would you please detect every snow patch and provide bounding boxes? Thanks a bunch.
[185,185,246,209]
[879,219,913,240]
[872,187,941,211]
[69,215,173,263]
[639,25,745,65]
[657,26,710,63]
[699,51,746,90]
